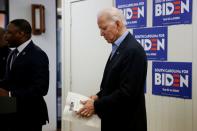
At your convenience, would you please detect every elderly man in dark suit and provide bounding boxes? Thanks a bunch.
[0,19,49,131]
[77,7,147,131]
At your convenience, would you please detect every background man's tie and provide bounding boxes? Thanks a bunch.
[10,48,18,69]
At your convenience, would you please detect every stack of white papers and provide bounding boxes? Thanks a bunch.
[63,92,101,128]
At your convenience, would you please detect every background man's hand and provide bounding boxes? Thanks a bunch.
[0,88,9,96]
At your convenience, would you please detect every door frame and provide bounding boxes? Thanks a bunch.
[61,0,71,130]
[61,1,115,130]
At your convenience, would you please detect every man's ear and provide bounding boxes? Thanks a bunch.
[115,20,123,29]
[19,31,25,36]
[17,31,26,38]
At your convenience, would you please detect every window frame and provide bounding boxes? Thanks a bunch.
[0,0,9,28]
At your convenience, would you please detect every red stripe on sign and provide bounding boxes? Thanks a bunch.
[132,16,138,19]
[175,6,181,10]
[151,48,157,51]
[173,74,180,78]
[174,79,180,83]
[133,11,138,15]
[173,1,181,5]
[152,43,157,46]
[173,11,181,15]
[132,7,138,10]
[173,83,180,87]
[151,38,157,42]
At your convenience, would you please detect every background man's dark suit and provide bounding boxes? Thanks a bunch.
[0,46,11,130]
[0,19,49,131]
[0,41,49,129]
[0,27,11,131]
[0,47,10,79]
[0,27,10,80]
[94,33,147,131]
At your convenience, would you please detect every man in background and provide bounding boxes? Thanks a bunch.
[0,27,10,80]
[0,27,11,131]
[0,19,49,131]
[78,7,147,131]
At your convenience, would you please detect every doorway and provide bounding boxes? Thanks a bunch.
[62,0,113,131]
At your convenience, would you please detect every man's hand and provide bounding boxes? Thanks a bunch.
[90,95,98,101]
[0,88,9,96]
[77,99,95,118]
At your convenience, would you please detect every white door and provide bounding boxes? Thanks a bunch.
[70,0,112,131]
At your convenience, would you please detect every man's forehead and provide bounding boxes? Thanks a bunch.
[7,23,19,31]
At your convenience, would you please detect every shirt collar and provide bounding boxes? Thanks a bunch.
[113,30,129,48]
[16,39,31,53]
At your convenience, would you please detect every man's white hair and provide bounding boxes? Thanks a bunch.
[97,7,127,25]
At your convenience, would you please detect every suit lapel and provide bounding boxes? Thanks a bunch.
[108,33,131,66]
[102,34,129,79]
[17,41,33,58]
[5,51,14,77]
[10,41,34,69]
[100,33,132,90]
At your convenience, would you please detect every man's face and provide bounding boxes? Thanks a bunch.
[97,15,119,44]
[4,23,21,48]
[0,31,8,48]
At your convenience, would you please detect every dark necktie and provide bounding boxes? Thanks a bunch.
[110,44,117,60]
[10,48,18,69]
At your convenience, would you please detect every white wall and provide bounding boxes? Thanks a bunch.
[9,0,57,130]
[145,1,193,131]
[192,0,197,131]
[62,0,197,131]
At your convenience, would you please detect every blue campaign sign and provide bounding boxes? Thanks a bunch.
[133,27,168,60]
[115,0,147,28]
[152,62,192,99]
[153,0,192,26]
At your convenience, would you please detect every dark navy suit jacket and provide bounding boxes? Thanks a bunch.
[94,33,147,131]
[0,41,49,125]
